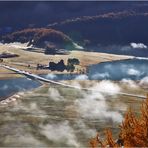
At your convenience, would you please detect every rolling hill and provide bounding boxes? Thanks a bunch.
[1,28,76,53]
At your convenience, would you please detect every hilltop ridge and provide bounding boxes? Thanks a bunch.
[1,28,75,52]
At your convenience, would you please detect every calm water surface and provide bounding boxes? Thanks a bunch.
[0,59,148,99]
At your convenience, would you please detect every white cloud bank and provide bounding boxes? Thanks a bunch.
[91,72,110,79]
[130,42,147,49]
[45,74,57,80]
[40,121,80,147]
[127,68,140,76]
[39,81,125,147]
[139,76,148,86]
[74,80,123,123]
[121,79,139,89]
[48,87,64,101]
[0,42,31,49]
[75,74,88,80]
[91,80,121,95]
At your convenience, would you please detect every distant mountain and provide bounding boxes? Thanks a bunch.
[48,10,148,46]
[0,1,142,31]
[2,10,148,57]
[2,10,148,48]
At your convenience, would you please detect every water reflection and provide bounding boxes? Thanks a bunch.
[88,59,148,80]
[0,78,40,100]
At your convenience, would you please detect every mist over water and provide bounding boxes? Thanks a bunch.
[89,59,148,80]
[94,43,148,57]
[0,78,40,100]
[1,59,148,99]
[0,0,148,145]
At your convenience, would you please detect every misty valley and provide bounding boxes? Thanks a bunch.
[0,1,148,147]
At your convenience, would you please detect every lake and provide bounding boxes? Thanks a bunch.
[0,78,41,100]
[88,58,148,80]
[0,58,148,99]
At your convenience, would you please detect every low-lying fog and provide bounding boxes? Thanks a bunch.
[0,42,148,146]
[89,59,148,80]
[93,42,148,57]
[0,77,147,147]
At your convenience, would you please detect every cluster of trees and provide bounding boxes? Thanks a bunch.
[66,58,80,72]
[67,58,80,65]
[90,95,148,147]
[49,59,66,72]
[2,28,72,45]
[48,58,80,72]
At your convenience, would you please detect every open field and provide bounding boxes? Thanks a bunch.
[0,43,133,79]
[0,80,147,147]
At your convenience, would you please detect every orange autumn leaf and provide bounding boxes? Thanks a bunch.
[90,95,148,148]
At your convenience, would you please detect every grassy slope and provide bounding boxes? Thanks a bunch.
[0,43,133,79]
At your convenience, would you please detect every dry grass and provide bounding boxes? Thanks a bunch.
[0,43,133,79]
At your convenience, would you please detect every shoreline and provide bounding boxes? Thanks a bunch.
[0,43,133,80]
[0,55,133,80]
[1,79,147,105]
[0,83,46,105]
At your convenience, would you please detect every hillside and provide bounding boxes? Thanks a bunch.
[2,10,148,57]
[1,28,75,53]
[48,11,148,46]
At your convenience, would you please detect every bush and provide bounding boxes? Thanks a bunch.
[90,95,148,147]
[67,58,80,65]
